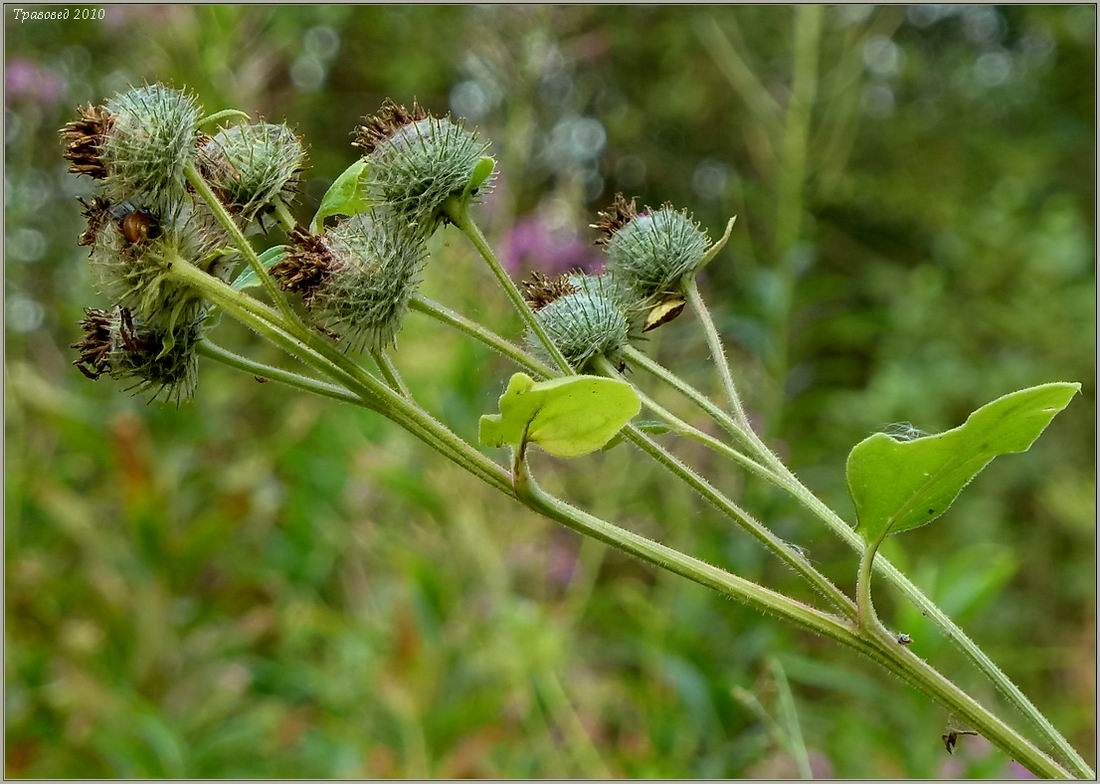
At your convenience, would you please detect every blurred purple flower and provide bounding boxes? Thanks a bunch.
[5,58,64,107]
[503,214,602,275]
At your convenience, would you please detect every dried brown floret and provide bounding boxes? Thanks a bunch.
[77,196,113,247]
[351,98,429,155]
[591,192,639,247]
[59,104,114,179]
[71,307,117,379]
[521,271,580,311]
[271,227,341,303]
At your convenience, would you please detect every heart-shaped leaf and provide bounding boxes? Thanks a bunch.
[479,372,641,457]
[310,159,370,233]
[847,382,1080,544]
[231,245,287,291]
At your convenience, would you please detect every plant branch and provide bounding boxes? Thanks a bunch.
[511,445,1070,779]
[409,294,555,378]
[184,160,298,323]
[444,199,573,374]
[434,205,1078,778]
[627,334,1093,777]
[195,338,364,406]
[593,355,856,618]
[371,348,411,398]
[682,275,750,428]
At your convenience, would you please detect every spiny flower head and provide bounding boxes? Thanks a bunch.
[273,213,428,352]
[525,273,632,370]
[63,84,202,210]
[600,195,710,306]
[72,305,201,405]
[199,122,307,221]
[83,196,232,341]
[353,99,491,228]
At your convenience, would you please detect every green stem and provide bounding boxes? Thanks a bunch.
[437,211,854,613]
[441,211,1077,777]
[170,257,511,495]
[512,444,855,643]
[628,338,1092,777]
[593,356,856,619]
[856,526,891,634]
[624,344,758,452]
[409,294,555,379]
[184,160,298,323]
[195,339,364,406]
[444,200,573,374]
[682,275,750,428]
[411,295,844,612]
[183,262,1069,779]
[371,349,411,398]
[625,376,778,485]
[198,108,251,128]
[511,446,1070,778]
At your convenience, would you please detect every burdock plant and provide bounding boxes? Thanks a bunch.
[61,85,1091,780]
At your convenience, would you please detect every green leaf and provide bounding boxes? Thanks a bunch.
[479,372,641,458]
[231,245,287,291]
[310,159,370,233]
[846,382,1080,544]
[465,156,495,196]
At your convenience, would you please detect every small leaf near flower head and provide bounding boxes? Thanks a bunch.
[479,372,641,457]
[464,156,496,197]
[643,297,686,332]
[846,382,1080,545]
[232,245,287,291]
[697,215,737,271]
[311,159,371,233]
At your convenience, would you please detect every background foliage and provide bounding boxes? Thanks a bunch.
[5,5,1095,777]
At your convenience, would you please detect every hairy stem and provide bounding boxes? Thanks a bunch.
[444,200,573,374]
[593,356,856,619]
[184,160,298,323]
[512,446,1069,780]
[371,349,410,398]
[628,348,1092,777]
[195,339,364,406]
[409,294,554,378]
[170,258,510,494]
[197,108,250,128]
[682,275,750,428]
[180,250,1070,777]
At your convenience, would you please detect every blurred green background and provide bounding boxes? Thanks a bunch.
[5,4,1095,778]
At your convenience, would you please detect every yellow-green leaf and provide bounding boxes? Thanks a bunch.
[310,159,370,233]
[479,372,641,457]
[846,382,1080,544]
